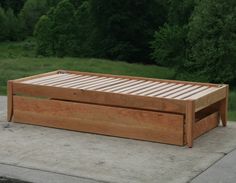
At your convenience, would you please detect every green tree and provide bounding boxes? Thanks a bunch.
[34,15,54,56]
[20,0,48,36]
[0,7,8,41]
[186,0,236,84]
[5,8,20,41]
[89,0,167,62]
[167,0,195,26]
[151,24,187,67]
[52,0,75,57]
[73,1,93,56]
[0,0,25,14]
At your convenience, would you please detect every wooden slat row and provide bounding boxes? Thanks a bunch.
[20,73,220,100]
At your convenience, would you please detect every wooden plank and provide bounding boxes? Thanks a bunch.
[120,81,159,94]
[185,87,220,100]
[65,70,219,87]
[219,85,229,126]
[139,83,176,96]
[148,84,184,97]
[193,112,219,139]
[165,85,202,99]
[7,81,13,122]
[185,101,195,148]
[48,75,91,86]
[45,75,87,86]
[15,70,59,83]
[71,77,117,89]
[174,86,209,99]
[130,82,167,95]
[156,85,193,98]
[112,81,153,94]
[96,80,140,92]
[100,80,144,92]
[81,78,126,90]
[12,82,186,113]
[22,74,62,84]
[194,86,227,112]
[56,76,98,88]
[13,96,184,145]
[35,74,77,85]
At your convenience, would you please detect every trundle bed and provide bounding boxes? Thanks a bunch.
[8,70,228,147]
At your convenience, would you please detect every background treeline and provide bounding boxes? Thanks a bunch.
[0,0,235,85]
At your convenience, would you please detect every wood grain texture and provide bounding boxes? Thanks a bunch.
[7,81,13,122]
[194,112,219,139]
[12,82,187,114]
[13,96,185,145]
[14,71,58,83]
[219,85,229,126]
[185,101,195,148]
[194,86,227,112]
[65,70,220,87]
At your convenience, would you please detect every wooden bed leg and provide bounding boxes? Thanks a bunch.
[7,81,13,122]
[186,101,195,148]
[220,85,229,127]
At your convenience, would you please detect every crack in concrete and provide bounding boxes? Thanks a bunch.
[0,162,113,183]
[187,146,236,183]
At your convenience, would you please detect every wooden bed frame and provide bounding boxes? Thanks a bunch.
[7,70,228,147]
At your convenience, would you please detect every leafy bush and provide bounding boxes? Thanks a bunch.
[34,15,53,56]
[19,0,48,35]
[0,7,8,41]
[151,24,186,67]
[186,0,236,84]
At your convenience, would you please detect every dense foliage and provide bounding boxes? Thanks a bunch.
[0,0,235,84]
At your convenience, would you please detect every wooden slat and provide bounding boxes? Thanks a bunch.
[22,74,62,84]
[34,74,77,85]
[30,74,73,84]
[194,86,227,112]
[112,81,153,94]
[120,81,159,94]
[96,80,138,91]
[130,82,167,95]
[99,80,144,92]
[185,87,220,100]
[66,70,220,87]
[57,76,99,88]
[46,75,87,86]
[164,85,202,99]
[81,78,126,90]
[174,86,209,99]
[13,96,184,145]
[12,82,187,113]
[193,112,219,139]
[54,75,94,87]
[148,84,184,97]
[156,85,193,97]
[138,83,176,96]
[75,77,120,89]
[70,77,111,89]
[15,70,59,83]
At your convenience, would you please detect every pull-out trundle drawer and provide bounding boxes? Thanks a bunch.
[8,70,228,147]
[13,96,185,145]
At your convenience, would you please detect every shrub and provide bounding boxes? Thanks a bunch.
[150,24,186,67]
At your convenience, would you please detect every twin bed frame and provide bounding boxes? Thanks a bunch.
[7,70,228,147]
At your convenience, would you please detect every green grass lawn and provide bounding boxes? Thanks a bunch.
[0,40,235,120]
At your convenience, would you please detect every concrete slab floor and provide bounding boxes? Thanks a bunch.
[0,96,236,183]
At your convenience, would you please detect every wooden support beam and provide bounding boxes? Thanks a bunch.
[186,101,195,148]
[7,80,13,122]
[220,85,229,126]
